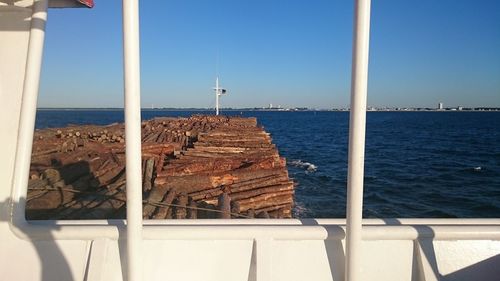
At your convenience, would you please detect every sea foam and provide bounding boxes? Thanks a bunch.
[289,159,318,173]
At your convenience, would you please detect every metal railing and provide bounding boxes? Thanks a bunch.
[122,0,143,279]
[346,0,371,280]
[6,1,500,281]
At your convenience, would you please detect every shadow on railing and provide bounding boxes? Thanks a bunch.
[1,197,128,281]
[382,218,441,281]
[2,201,499,281]
[0,1,47,32]
[1,197,74,280]
[301,219,345,281]
[443,254,500,281]
[383,218,500,281]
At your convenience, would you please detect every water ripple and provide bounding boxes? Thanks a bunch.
[35,110,500,218]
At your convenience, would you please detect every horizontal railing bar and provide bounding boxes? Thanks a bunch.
[26,218,500,226]
[10,220,500,241]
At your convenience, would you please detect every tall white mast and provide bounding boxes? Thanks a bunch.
[215,76,220,115]
[214,76,227,116]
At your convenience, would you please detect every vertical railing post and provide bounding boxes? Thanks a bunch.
[123,0,143,280]
[11,0,48,221]
[346,0,371,281]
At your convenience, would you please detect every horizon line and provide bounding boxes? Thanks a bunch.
[35,106,500,111]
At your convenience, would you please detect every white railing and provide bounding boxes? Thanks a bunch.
[10,0,49,230]
[345,0,371,280]
[123,0,143,280]
[12,218,500,240]
[5,1,500,281]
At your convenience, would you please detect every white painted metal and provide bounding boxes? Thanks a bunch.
[345,0,371,280]
[216,76,220,115]
[214,76,227,116]
[20,217,500,226]
[415,239,440,281]
[254,238,273,281]
[7,217,500,242]
[122,0,143,280]
[86,239,110,281]
[9,0,48,226]
[1,1,500,280]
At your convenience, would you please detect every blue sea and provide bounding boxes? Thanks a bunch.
[35,110,500,218]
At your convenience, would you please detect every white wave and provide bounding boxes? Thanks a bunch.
[292,202,309,218]
[289,159,318,173]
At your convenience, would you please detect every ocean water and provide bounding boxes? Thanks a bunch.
[35,110,500,218]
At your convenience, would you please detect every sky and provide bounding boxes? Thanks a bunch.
[38,0,500,109]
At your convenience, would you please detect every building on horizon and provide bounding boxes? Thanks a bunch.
[438,102,443,110]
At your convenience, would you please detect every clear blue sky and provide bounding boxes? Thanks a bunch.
[38,0,500,109]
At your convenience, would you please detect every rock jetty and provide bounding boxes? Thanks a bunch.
[26,115,294,219]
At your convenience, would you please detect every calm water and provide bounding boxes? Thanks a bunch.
[35,110,500,218]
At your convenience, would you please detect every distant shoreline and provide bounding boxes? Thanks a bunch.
[36,108,500,112]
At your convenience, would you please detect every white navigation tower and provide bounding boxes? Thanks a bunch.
[213,76,227,115]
